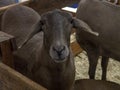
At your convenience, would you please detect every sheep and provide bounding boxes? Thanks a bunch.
[0,5,40,65]
[1,5,99,90]
[76,0,120,80]
[1,5,41,48]
[0,0,16,7]
[74,79,120,90]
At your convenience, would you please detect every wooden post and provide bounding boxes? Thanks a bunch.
[0,31,17,68]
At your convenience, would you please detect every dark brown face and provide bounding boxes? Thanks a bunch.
[41,10,73,63]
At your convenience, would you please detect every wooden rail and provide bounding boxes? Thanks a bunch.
[0,63,47,90]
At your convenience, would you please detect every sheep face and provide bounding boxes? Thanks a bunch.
[40,10,73,63]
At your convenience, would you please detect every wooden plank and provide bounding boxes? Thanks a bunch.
[0,31,17,51]
[0,31,17,68]
[70,28,83,56]
[0,31,13,42]
[71,41,83,56]
[0,63,47,90]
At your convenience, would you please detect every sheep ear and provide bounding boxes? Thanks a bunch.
[72,18,99,36]
[19,21,42,48]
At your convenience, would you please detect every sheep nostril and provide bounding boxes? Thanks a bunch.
[53,46,65,54]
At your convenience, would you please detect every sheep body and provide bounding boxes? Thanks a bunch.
[76,0,120,80]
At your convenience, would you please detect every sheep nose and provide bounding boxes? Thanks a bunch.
[53,45,65,55]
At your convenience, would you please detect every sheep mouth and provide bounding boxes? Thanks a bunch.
[50,54,68,63]
[53,57,67,63]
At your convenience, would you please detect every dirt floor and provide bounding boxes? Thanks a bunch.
[74,51,120,84]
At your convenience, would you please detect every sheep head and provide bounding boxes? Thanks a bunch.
[40,9,72,63]
[23,9,99,63]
